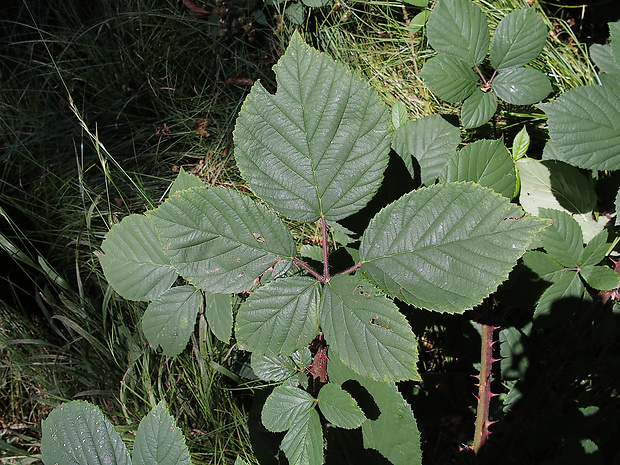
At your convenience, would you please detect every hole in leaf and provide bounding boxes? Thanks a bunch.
[341,380,380,421]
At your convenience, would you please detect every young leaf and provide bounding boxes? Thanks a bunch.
[490,8,548,70]
[539,84,620,171]
[328,357,422,465]
[442,139,516,198]
[391,115,461,185]
[142,285,202,357]
[317,383,366,429]
[538,208,583,268]
[205,292,233,343]
[42,400,131,465]
[169,167,204,195]
[460,89,498,129]
[409,9,431,36]
[133,401,192,465]
[360,182,548,313]
[236,277,321,356]
[419,55,478,103]
[233,31,391,223]
[98,214,178,301]
[320,274,420,382]
[426,0,490,66]
[512,126,530,161]
[580,265,620,291]
[492,67,551,105]
[148,185,295,293]
[391,100,408,130]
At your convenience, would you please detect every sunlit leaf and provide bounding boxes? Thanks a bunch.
[317,383,366,429]
[169,167,204,196]
[493,67,551,105]
[460,89,498,129]
[205,292,233,343]
[419,55,478,103]
[580,265,620,291]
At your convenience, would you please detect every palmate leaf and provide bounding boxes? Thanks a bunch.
[142,285,202,357]
[493,67,551,105]
[490,8,548,70]
[460,89,498,129]
[426,0,489,66]
[98,214,178,301]
[42,401,131,465]
[236,277,321,356]
[359,182,548,313]
[328,357,422,465]
[133,401,192,465]
[539,84,620,170]
[419,55,478,104]
[233,31,391,223]
[442,139,516,198]
[320,275,419,382]
[392,115,461,185]
[148,185,295,293]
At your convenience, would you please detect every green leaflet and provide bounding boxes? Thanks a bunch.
[426,0,489,66]
[538,208,583,268]
[205,292,233,343]
[419,55,478,103]
[392,115,461,185]
[441,139,516,198]
[236,277,321,356]
[328,357,422,465]
[169,167,204,195]
[360,182,548,313]
[317,383,366,429]
[133,401,192,465]
[534,271,585,319]
[142,285,202,357]
[391,100,408,130]
[320,275,420,382]
[98,214,178,302]
[539,84,620,171]
[148,185,295,293]
[251,349,311,384]
[492,67,551,105]
[233,31,391,223]
[42,401,131,465]
[461,89,498,129]
[490,8,548,70]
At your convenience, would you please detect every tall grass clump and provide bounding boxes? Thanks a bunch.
[1,0,277,462]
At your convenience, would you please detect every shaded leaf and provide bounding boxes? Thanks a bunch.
[539,84,620,170]
[392,115,461,185]
[442,139,516,198]
[42,401,131,465]
[205,292,233,343]
[320,275,420,382]
[419,55,478,104]
[460,89,498,129]
[426,0,489,65]
[534,271,584,318]
[317,383,366,429]
[580,230,610,267]
[99,214,177,301]
[233,31,390,223]
[142,286,201,357]
[590,44,619,75]
[251,349,311,383]
[490,8,548,70]
[133,401,192,465]
[493,67,551,105]
[149,185,295,293]
[522,250,564,282]
[360,182,548,313]
[236,277,321,356]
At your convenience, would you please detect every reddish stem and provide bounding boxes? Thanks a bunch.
[474,318,496,454]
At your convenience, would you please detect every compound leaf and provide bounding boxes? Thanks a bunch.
[360,182,548,313]
[493,67,551,105]
[233,31,390,223]
[460,89,498,129]
[426,0,490,65]
[392,115,461,185]
[539,84,620,170]
[490,8,548,70]
[317,383,366,429]
[149,185,295,294]
[142,285,201,357]
[320,275,420,382]
[133,401,191,465]
[236,277,321,356]
[442,139,516,198]
[419,55,478,104]
[328,357,422,465]
[538,208,583,268]
[42,401,131,465]
[99,214,177,301]
[205,292,233,343]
